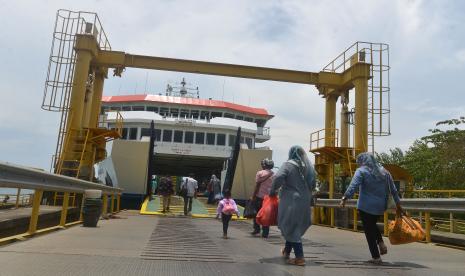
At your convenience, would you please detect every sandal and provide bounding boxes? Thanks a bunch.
[287,258,305,266]
[367,258,382,265]
[281,248,290,259]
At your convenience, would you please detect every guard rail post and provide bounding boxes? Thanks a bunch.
[110,194,115,214]
[425,212,431,242]
[15,188,21,208]
[28,189,43,234]
[59,192,70,227]
[353,208,358,231]
[117,194,121,212]
[79,194,85,221]
[383,212,389,236]
[102,194,108,215]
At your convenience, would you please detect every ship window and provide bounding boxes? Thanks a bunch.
[195,132,205,144]
[240,137,245,143]
[170,108,179,117]
[163,129,173,142]
[200,111,210,119]
[122,128,128,140]
[255,119,266,127]
[224,113,234,119]
[146,106,158,113]
[246,137,253,149]
[206,133,215,145]
[122,106,131,111]
[191,110,199,119]
[173,130,183,143]
[154,129,161,141]
[140,128,151,138]
[229,135,236,147]
[160,107,169,116]
[245,117,253,122]
[217,134,226,146]
[185,131,194,144]
[129,128,138,140]
[180,109,189,118]
[236,115,244,120]
[132,106,145,111]
[211,112,222,118]
[110,106,121,111]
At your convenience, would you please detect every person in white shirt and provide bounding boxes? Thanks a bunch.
[181,173,198,215]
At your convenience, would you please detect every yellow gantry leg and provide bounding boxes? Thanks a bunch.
[110,194,115,214]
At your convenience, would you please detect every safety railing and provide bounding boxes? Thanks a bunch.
[0,161,122,244]
[315,198,465,243]
[310,128,339,150]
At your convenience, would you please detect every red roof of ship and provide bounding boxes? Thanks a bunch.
[102,94,272,117]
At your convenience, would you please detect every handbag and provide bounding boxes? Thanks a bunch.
[243,200,257,218]
[388,214,425,245]
[256,195,279,226]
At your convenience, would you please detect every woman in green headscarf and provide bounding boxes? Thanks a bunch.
[269,145,316,266]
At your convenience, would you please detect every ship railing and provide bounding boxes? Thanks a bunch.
[315,198,465,243]
[0,161,122,244]
[257,127,270,136]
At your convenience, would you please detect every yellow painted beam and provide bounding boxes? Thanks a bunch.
[116,194,121,212]
[110,194,115,214]
[102,195,108,215]
[95,51,322,85]
[425,212,431,242]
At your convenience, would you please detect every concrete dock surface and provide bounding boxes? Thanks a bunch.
[0,210,464,276]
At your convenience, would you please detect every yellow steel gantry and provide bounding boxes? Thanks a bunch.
[44,11,389,209]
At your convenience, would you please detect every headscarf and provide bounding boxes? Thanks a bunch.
[288,145,315,184]
[356,152,386,179]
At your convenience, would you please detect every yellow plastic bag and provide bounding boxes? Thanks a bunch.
[388,215,426,245]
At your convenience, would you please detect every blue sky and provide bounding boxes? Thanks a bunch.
[0,0,464,169]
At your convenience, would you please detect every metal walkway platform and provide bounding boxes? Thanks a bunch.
[0,210,464,275]
[140,195,244,219]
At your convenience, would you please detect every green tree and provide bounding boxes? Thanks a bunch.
[405,117,465,189]
[375,147,405,166]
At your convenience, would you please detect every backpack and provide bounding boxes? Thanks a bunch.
[222,199,235,215]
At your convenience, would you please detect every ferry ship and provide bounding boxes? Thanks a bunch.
[98,79,273,208]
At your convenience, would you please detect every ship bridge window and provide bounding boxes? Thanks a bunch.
[185,131,194,144]
[174,130,183,143]
[163,129,173,142]
[229,135,236,147]
[224,113,234,119]
[206,133,215,145]
[236,115,244,120]
[154,129,161,141]
[191,110,199,119]
[170,108,179,117]
[246,137,253,149]
[129,128,138,140]
[146,106,158,113]
[140,128,151,138]
[180,109,189,118]
[211,111,222,118]
[217,134,226,146]
[132,106,145,111]
[245,117,253,122]
[110,106,121,111]
[160,107,169,116]
[255,119,266,127]
[122,106,131,111]
[195,132,205,144]
[122,128,128,140]
[200,111,210,120]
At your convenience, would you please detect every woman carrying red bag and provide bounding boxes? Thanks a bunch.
[269,145,316,266]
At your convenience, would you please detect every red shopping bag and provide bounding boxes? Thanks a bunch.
[256,195,279,226]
